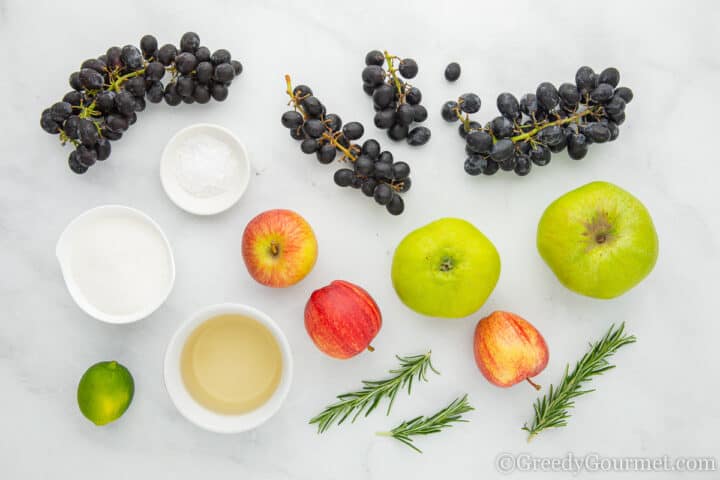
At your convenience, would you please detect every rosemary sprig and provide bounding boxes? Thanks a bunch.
[522,322,636,441]
[377,394,474,453]
[310,351,438,433]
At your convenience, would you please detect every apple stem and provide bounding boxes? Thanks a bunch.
[526,378,542,390]
[270,242,280,256]
[367,345,375,352]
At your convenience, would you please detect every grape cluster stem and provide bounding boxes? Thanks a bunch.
[285,74,359,162]
[454,105,603,144]
[284,74,406,193]
[58,129,77,146]
[383,51,405,102]
[321,132,357,161]
[108,68,147,92]
[68,65,178,140]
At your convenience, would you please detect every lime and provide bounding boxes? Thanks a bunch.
[77,360,134,426]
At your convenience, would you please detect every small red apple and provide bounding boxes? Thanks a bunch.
[304,280,382,359]
[242,209,318,287]
[473,311,548,389]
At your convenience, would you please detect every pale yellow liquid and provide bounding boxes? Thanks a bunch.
[180,314,282,414]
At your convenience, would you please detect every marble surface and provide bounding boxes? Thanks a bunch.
[2,0,719,478]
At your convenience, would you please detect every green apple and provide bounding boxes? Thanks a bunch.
[537,181,658,299]
[391,218,501,318]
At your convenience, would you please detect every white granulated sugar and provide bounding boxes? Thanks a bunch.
[174,134,240,198]
[68,214,172,316]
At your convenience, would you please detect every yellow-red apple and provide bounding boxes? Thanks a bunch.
[241,209,318,287]
[473,311,548,389]
[305,280,382,359]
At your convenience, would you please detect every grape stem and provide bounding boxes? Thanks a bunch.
[63,66,151,146]
[321,132,356,162]
[454,107,472,133]
[108,69,146,93]
[511,108,597,142]
[383,51,405,103]
[389,181,405,192]
[285,74,309,119]
[83,67,148,116]
[57,61,186,148]
[58,129,79,147]
[284,74,407,192]
[286,74,358,162]
[455,105,602,144]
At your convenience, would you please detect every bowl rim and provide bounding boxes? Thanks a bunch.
[159,123,251,216]
[163,303,293,433]
[55,204,176,324]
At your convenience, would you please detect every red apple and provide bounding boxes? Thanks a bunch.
[304,280,382,359]
[242,209,318,287]
[473,311,548,389]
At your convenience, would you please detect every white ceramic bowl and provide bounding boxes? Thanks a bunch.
[160,123,251,215]
[56,205,176,324]
[164,303,293,433]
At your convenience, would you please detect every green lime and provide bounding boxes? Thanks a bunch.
[77,360,134,426]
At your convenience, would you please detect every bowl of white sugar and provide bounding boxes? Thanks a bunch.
[160,124,251,215]
[56,205,176,324]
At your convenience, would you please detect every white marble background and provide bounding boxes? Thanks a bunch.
[1,0,719,478]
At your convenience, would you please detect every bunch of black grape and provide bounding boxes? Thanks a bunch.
[281,76,411,215]
[361,50,431,146]
[40,32,242,174]
[441,66,633,177]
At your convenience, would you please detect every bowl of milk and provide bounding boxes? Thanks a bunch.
[56,205,176,324]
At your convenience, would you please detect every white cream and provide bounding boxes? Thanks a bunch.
[57,206,174,322]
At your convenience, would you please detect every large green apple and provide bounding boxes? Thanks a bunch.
[391,218,501,318]
[537,181,658,299]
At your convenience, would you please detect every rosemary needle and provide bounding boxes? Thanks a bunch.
[522,322,636,441]
[309,351,438,433]
[377,394,474,453]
